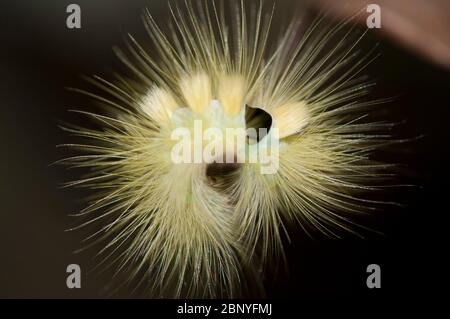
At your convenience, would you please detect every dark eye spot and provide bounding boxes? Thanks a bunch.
[205,162,241,193]
[245,104,272,142]
[206,162,241,178]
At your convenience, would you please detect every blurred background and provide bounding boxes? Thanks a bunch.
[0,0,448,298]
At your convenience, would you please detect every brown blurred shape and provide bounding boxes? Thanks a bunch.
[310,0,450,69]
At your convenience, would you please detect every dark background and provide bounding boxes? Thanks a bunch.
[0,0,447,299]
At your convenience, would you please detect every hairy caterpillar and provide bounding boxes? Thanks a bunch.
[59,0,397,298]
